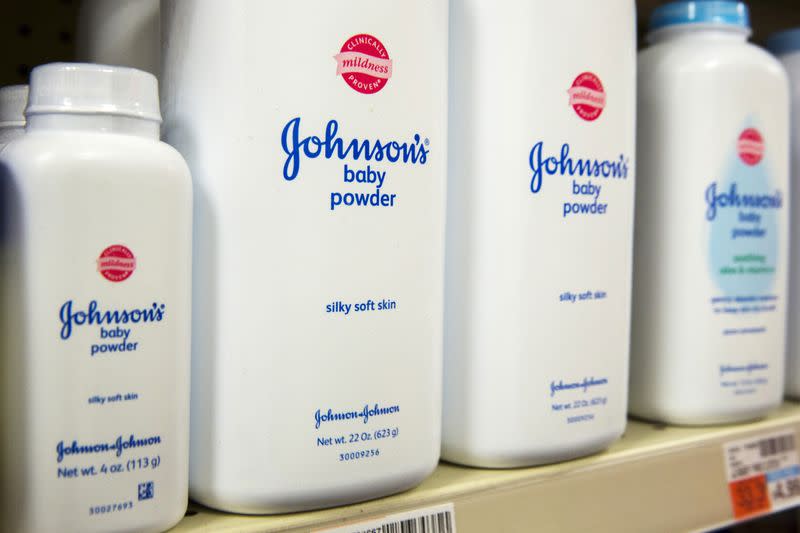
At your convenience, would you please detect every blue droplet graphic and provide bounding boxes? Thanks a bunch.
[708,126,779,295]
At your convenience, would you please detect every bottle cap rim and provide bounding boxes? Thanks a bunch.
[26,63,161,122]
[649,1,750,33]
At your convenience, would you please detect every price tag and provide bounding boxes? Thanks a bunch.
[724,430,800,520]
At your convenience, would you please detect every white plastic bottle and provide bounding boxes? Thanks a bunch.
[76,0,160,76]
[631,2,790,424]
[443,0,636,467]
[0,63,192,532]
[0,85,27,148]
[160,1,446,513]
[767,29,800,400]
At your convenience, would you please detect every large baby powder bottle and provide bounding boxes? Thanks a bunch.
[0,63,192,532]
[76,0,160,76]
[0,85,27,149]
[767,29,800,399]
[443,0,636,467]
[160,1,446,513]
[631,2,790,424]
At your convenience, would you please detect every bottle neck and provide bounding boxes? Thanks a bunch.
[26,113,160,139]
[647,25,751,45]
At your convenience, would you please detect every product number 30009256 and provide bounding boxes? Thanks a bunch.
[340,449,380,462]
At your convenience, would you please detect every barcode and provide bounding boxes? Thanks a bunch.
[374,511,453,533]
[759,435,796,457]
[317,503,456,533]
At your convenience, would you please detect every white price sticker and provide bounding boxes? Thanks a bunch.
[724,430,800,520]
[316,503,455,533]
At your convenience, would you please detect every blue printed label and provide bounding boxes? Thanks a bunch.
[280,117,430,212]
[549,375,610,425]
[59,299,166,357]
[706,124,783,397]
[313,402,402,465]
[708,125,782,295]
[528,141,631,218]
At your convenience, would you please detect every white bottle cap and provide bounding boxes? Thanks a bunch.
[26,63,161,122]
[0,85,29,127]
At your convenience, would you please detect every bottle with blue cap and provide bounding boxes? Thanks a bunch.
[631,1,790,424]
[0,63,192,532]
[767,28,800,400]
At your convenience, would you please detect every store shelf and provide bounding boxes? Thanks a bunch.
[173,402,800,533]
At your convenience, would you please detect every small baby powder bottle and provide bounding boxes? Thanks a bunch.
[766,29,800,399]
[631,2,790,424]
[0,63,192,532]
[0,85,28,148]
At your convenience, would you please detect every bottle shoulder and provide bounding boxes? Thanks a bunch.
[639,40,788,83]
[0,131,192,185]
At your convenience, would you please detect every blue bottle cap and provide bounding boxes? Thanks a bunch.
[766,28,800,56]
[649,1,750,32]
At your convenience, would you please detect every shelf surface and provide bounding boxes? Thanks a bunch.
[172,401,800,533]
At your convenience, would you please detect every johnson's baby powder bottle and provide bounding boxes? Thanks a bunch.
[76,0,160,76]
[161,1,446,513]
[767,28,800,399]
[0,63,192,532]
[443,0,636,467]
[631,2,790,424]
[0,85,27,148]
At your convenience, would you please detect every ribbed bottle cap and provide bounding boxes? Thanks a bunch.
[649,1,750,32]
[767,28,800,56]
[26,63,161,122]
[0,85,29,127]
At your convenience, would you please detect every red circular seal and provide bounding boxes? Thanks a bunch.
[335,34,392,95]
[568,72,606,122]
[738,128,764,166]
[97,245,136,282]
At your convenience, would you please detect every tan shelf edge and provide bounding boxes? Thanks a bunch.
[173,402,800,533]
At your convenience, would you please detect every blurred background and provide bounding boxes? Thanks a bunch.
[2,0,800,86]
